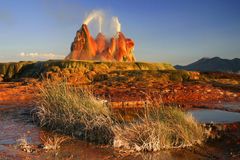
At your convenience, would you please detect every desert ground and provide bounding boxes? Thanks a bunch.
[0,60,240,159]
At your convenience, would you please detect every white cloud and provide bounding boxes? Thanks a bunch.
[19,52,65,59]
[20,52,25,56]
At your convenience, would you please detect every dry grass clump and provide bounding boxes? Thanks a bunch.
[34,81,113,144]
[16,135,33,153]
[40,134,69,150]
[113,106,204,151]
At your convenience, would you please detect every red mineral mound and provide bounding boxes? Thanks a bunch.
[65,24,135,62]
[66,24,97,60]
[95,32,106,56]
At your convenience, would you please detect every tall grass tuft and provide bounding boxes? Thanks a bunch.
[113,106,204,151]
[34,81,114,144]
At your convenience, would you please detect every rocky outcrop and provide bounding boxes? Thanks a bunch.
[65,24,136,62]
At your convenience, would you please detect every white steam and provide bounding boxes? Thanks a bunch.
[111,16,121,33]
[83,10,103,33]
[83,10,122,35]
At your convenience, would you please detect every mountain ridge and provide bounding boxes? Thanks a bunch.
[175,57,240,73]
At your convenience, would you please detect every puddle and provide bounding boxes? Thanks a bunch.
[189,109,240,123]
[0,108,41,145]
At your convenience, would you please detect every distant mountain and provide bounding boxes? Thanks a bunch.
[175,57,240,73]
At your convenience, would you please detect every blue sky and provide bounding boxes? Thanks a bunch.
[0,0,240,65]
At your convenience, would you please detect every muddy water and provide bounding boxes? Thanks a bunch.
[0,108,40,145]
[0,106,239,160]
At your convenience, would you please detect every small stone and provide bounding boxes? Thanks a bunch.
[206,89,211,93]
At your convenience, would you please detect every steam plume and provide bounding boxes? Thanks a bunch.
[83,10,103,33]
[98,16,103,33]
[112,16,121,33]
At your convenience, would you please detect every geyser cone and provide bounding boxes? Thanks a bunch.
[111,32,135,62]
[115,32,127,61]
[65,23,135,62]
[66,24,97,60]
[108,37,116,56]
[81,24,90,37]
[95,32,106,55]
[117,32,126,39]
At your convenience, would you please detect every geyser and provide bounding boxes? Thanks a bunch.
[83,10,103,33]
[112,16,121,33]
[66,11,135,62]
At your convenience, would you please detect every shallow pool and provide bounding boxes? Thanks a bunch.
[189,109,240,123]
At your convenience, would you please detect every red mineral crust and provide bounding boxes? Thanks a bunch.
[65,24,135,62]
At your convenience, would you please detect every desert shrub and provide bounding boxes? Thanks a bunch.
[40,134,69,150]
[113,106,204,151]
[113,75,128,82]
[127,70,143,77]
[180,70,190,81]
[16,135,34,153]
[93,73,109,82]
[169,70,190,82]
[48,66,61,72]
[169,72,183,81]
[34,81,114,144]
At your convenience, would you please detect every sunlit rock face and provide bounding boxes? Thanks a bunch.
[66,24,97,60]
[65,24,135,62]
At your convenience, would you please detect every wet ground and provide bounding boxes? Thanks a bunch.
[0,106,240,160]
